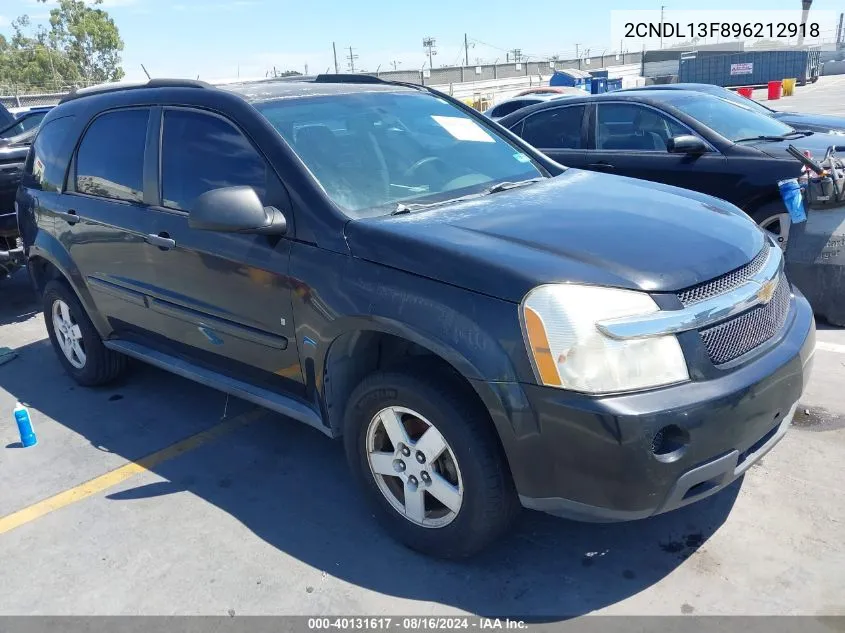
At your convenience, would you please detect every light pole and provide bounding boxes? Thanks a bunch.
[797,0,813,47]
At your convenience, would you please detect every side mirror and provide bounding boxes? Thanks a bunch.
[188,186,287,235]
[667,135,707,154]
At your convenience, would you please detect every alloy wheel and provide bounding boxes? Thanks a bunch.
[758,212,791,251]
[52,299,86,369]
[365,406,464,528]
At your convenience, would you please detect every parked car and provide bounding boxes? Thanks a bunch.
[499,89,844,248]
[17,77,815,558]
[484,92,577,120]
[0,128,35,277]
[622,83,845,135]
[0,107,52,140]
[0,102,15,129]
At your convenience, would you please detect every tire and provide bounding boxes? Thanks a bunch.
[43,279,126,386]
[749,201,791,251]
[343,368,519,559]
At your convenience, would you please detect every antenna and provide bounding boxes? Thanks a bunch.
[141,64,151,80]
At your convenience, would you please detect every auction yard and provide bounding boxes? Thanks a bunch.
[1,78,845,618]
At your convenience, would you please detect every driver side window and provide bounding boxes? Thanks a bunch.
[596,103,691,151]
[160,109,277,212]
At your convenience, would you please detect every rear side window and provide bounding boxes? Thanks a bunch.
[23,115,76,192]
[490,100,533,118]
[75,109,148,203]
[521,106,585,149]
[160,109,270,212]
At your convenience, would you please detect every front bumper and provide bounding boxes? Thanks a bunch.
[497,287,816,522]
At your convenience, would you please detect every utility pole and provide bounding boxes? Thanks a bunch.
[510,48,522,63]
[346,46,358,72]
[332,42,339,73]
[464,33,469,66]
[390,60,401,70]
[660,5,665,49]
[574,43,580,59]
[838,12,844,47]
[423,37,437,69]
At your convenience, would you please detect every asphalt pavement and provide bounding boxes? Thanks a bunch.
[0,79,844,617]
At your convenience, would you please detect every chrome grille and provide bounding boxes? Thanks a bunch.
[699,274,791,365]
[678,247,769,306]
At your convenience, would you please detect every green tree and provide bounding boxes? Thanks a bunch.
[43,0,124,83]
[0,0,124,91]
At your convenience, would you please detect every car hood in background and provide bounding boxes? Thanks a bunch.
[773,111,845,134]
[347,170,765,303]
[750,132,845,160]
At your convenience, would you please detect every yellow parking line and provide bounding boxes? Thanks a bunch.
[0,408,266,535]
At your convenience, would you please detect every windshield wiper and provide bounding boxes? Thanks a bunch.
[735,130,814,143]
[486,178,544,194]
[390,192,485,215]
[390,178,544,215]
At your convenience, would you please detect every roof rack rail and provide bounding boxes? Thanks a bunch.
[313,74,389,84]
[59,78,212,104]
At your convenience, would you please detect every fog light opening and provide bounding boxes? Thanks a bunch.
[652,425,690,463]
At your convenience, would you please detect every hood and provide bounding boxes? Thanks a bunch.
[346,170,765,303]
[774,111,845,134]
[751,132,845,160]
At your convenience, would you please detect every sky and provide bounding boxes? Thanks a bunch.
[1,0,844,83]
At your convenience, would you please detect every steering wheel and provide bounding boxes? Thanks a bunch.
[403,156,449,180]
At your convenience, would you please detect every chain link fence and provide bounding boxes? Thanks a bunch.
[0,80,103,108]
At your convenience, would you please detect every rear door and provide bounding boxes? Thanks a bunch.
[585,102,735,198]
[62,107,163,338]
[143,107,303,398]
[509,104,588,168]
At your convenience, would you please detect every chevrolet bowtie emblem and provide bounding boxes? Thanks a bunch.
[756,279,777,304]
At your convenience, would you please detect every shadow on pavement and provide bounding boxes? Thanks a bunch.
[0,277,741,619]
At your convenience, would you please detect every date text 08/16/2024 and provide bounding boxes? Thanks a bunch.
[624,21,821,40]
[307,618,528,630]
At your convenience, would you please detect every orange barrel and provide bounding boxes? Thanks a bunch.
[737,87,754,98]
[768,80,783,100]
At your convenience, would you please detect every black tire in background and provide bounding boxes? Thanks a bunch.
[343,368,520,559]
[42,279,127,386]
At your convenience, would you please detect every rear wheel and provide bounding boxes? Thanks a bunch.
[343,369,519,558]
[43,280,127,386]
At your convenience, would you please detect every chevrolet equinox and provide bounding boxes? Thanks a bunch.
[16,76,816,558]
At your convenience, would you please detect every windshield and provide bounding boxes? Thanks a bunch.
[255,91,545,217]
[671,93,794,142]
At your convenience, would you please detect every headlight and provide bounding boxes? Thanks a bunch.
[521,284,689,394]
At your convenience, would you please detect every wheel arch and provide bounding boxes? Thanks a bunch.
[27,234,111,337]
[319,319,525,452]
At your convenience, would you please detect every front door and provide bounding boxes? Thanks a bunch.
[585,102,736,199]
[62,107,163,338]
[511,103,589,169]
[144,107,303,398]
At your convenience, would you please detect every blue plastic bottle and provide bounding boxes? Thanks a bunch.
[14,402,37,447]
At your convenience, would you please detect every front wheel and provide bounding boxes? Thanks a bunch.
[343,369,519,559]
[750,202,791,251]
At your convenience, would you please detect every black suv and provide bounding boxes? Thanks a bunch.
[16,77,815,558]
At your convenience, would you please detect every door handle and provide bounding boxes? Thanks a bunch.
[145,233,176,250]
[588,162,615,171]
[57,209,79,225]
